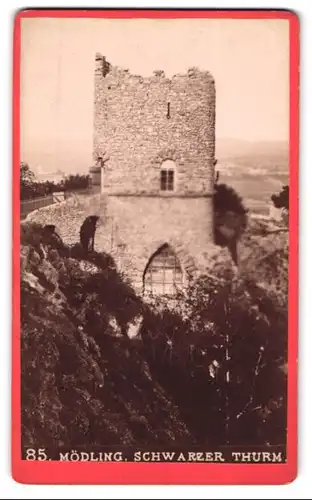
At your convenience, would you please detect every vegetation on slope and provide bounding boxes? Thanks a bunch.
[21,212,288,452]
[143,222,288,446]
[21,222,191,452]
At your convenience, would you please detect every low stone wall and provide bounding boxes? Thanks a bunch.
[25,194,107,247]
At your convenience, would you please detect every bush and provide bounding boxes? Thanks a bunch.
[214,183,248,264]
[142,273,287,445]
[271,185,289,211]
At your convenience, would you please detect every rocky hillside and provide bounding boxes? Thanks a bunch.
[20,216,288,452]
[21,222,191,452]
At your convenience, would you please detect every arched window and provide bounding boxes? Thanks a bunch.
[143,244,183,297]
[160,159,175,191]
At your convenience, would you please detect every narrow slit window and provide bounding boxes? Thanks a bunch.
[167,102,170,119]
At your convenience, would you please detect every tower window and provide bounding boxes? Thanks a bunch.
[160,169,174,191]
[144,244,183,297]
[160,159,176,191]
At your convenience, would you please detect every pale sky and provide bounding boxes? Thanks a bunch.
[20,17,290,175]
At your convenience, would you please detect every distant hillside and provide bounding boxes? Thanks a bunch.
[214,139,289,214]
[216,138,289,161]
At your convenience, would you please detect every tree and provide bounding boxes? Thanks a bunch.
[213,180,248,265]
[20,162,37,200]
[20,162,35,185]
[20,163,91,201]
[271,185,289,211]
[63,174,90,191]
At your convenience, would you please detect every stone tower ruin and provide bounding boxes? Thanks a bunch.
[92,53,216,296]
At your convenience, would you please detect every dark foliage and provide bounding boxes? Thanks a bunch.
[20,163,91,201]
[21,223,190,451]
[213,182,248,264]
[142,273,287,446]
[271,185,289,211]
[21,220,287,451]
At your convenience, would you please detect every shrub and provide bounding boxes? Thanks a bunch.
[142,273,287,445]
[214,183,248,264]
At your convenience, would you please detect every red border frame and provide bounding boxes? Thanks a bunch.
[12,8,299,485]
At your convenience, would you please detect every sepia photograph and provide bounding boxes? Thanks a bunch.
[17,10,294,474]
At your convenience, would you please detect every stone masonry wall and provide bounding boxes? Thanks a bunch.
[95,194,215,291]
[94,54,216,196]
[24,192,225,295]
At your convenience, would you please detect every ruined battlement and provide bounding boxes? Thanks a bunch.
[95,53,215,85]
